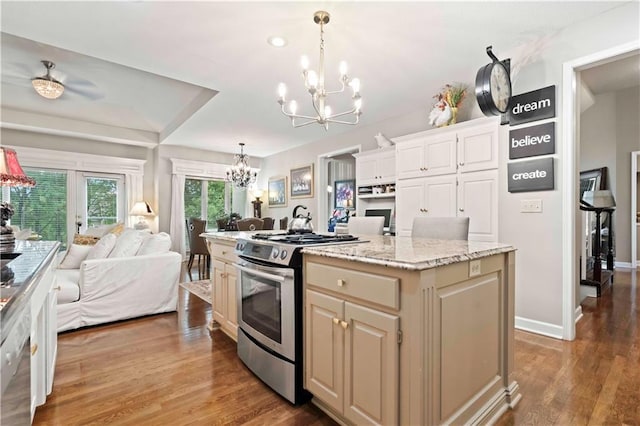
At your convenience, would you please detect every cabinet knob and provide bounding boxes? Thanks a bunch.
[337,279,345,287]
[459,208,464,212]
[54,285,61,291]
[31,344,38,356]
[221,251,227,255]
[340,320,349,330]
[332,317,340,325]
[459,162,464,166]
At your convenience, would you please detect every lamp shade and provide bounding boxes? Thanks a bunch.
[130,201,155,216]
[582,190,616,209]
[0,148,36,187]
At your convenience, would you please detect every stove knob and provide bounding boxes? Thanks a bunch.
[280,250,288,260]
[272,248,280,258]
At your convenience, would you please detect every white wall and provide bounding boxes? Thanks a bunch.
[581,92,617,192]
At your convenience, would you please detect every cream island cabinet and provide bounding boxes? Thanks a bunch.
[204,235,239,341]
[302,236,520,426]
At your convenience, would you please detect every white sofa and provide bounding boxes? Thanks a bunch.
[55,229,182,332]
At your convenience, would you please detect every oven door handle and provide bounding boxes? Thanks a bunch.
[234,263,286,283]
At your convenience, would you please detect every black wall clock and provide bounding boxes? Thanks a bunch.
[475,46,512,117]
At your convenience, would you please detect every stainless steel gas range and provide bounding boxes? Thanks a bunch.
[234,232,361,404]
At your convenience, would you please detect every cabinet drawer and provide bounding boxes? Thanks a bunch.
[208,241,237,263]
[306,262,399,310]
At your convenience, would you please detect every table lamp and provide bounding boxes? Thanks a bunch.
[1,148,36,252]
[130,201,155,230]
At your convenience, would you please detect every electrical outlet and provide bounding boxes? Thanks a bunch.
[521,199,542,213]
[470,260,481,277]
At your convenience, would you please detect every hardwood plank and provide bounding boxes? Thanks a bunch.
[35,263,639,424]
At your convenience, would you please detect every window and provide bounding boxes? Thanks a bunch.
[80,174,124,229]
[7,169,68,245]
[184,178,233,225]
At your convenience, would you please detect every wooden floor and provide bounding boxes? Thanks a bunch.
[34,266,639,425]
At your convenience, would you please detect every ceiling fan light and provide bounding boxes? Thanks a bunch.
[32,77,64,99]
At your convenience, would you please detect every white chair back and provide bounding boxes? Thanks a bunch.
[411,217,469,240]
[348,216,385,236]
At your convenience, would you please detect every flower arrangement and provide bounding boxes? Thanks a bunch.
[428,83,468,127]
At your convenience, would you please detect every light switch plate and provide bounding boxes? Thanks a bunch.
[521,199,542,213]
[470,260,481,277]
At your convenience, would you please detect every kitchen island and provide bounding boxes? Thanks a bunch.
[302,235,519,425]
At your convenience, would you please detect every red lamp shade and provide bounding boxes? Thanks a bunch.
[0,148,36,187]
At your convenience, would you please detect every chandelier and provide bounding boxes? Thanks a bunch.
[226,143,257,188]
[277,11,362,130]
[32,60,65,100]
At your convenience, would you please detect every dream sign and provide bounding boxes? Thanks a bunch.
[508,86,556,125]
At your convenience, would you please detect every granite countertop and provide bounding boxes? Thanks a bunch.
[1,240,60,343]
[200,230,284,243]
[301,235,515,271]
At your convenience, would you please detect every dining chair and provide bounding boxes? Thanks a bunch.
[279,217,289,230]
[347,216,385,236]
[236,218,264,231]
[261,217,275,230]
[186,217,210,281]
[411,217,469,240]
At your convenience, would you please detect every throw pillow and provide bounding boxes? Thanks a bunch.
[109,229,148,258]
[58,244,93,269]
[73,233,100,245]
[86,233,117,260]
[84,223,120,238]
[109,223,125,236]
[137,232,172,255]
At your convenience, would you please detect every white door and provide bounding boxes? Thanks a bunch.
[356,157,378,185]
[396,178,427,236]
[457,170,498,242]
[76,172,125,234]
[396,138,425,180]
[376,151,397,183]
[424,175,457,218]
[424,133,457,177]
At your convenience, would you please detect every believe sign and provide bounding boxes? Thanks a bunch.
[509,122,555,159]
[508,85,556,125]
[508,157,554,193]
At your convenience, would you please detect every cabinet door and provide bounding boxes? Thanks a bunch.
[424,133,457,177]
[356,156,378,185]
[458,170,498,242]
[305,290,345,414]
[225,265,238,339]
[457,123,498,173]
[376,151,396,183]
[344,302,399,426]
[396,178,427,237]
[212,259,226,326]
[396,138,425,180]
[424,175,457,218]
[46,283,57,396]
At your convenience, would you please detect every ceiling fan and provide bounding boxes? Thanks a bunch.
[3,59,104,101]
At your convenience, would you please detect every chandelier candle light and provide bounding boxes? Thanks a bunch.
[226,143,258,188]
[277,11,362,130]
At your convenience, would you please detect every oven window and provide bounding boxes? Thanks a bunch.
[241,271,282,343]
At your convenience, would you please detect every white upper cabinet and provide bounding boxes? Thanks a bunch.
[396,132,457,180]
[354,147,396,185]
[456,123,499,173]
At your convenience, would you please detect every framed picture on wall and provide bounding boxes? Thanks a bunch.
[268,176,287,207]
[290,164,314,198]
[334,179,355,210]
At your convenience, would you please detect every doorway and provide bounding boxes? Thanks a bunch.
[563,41,640,340]
[316,145,361,232]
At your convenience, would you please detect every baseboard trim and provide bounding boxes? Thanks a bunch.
[515,316,563,339]
[574,305,583,324]
[615,261,633,269]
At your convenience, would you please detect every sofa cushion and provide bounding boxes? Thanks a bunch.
[109,229,149,258]
[58,244,92,269]
[73,233,100,245]
[55,269,81,304]
[137,232,172,255]
[86,233,117,260]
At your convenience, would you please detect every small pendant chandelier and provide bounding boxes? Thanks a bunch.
[226,143,257,188]
[277,11,362,130]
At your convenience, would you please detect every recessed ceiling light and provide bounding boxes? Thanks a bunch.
[268,36,287,47]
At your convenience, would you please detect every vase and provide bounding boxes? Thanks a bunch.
[449,106,458,125]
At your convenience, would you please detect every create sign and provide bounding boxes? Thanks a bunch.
[508,86,556,125]
[508,157,554,193]
[509,122,555,159]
